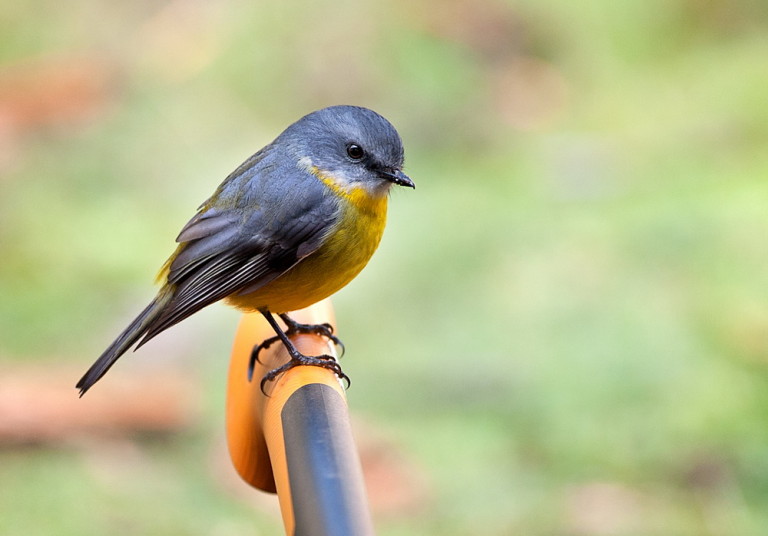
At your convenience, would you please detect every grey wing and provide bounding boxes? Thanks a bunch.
[138,180,339,345]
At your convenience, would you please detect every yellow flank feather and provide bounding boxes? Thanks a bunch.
[155,244,181,284]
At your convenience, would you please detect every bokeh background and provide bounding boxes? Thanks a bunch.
[2,0,768,534]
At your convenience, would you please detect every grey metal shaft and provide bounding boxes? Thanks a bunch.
[282,383,374,536]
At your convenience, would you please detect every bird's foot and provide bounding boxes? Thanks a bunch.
[260,352,350,394]
[278,313,345,355]
[248,314,345,380]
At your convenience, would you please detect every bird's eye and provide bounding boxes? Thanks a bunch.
[346,143,364,160]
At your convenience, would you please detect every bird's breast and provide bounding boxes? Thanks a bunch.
[228,190,389,313]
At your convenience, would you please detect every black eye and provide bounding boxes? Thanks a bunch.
[346,143,364,160]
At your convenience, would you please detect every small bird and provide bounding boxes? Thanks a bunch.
[77,105,414,395]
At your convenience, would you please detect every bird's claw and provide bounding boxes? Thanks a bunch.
[248,335,280,381]
[251,313,350,393]
[259,354,350,394]
[249,318,346,381]
[281,318,346,356]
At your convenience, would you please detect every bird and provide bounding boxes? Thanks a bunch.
[77,105,414,396]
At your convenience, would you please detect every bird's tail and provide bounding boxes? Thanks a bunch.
[76,290,172,396]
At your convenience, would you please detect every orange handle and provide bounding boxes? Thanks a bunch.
[225,299,346,532]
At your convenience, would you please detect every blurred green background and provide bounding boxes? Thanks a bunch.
[2,0,768,534]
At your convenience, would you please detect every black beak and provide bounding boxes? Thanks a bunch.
[379,169,415,189]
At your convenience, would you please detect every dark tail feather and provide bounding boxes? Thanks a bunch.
[77,292,171,396]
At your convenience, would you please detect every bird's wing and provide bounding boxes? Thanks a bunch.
[139,175,339,345]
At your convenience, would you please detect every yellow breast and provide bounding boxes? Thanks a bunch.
[226,175,389,314]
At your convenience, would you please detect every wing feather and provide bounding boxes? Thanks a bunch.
[140,251,273,343]
[176,209,234,243]
[140,173,340,346]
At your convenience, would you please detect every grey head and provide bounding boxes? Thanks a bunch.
[279,105,414,195]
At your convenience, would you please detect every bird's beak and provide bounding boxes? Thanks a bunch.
[380,169,415,189]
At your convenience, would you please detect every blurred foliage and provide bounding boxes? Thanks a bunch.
[2,0,768,534]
